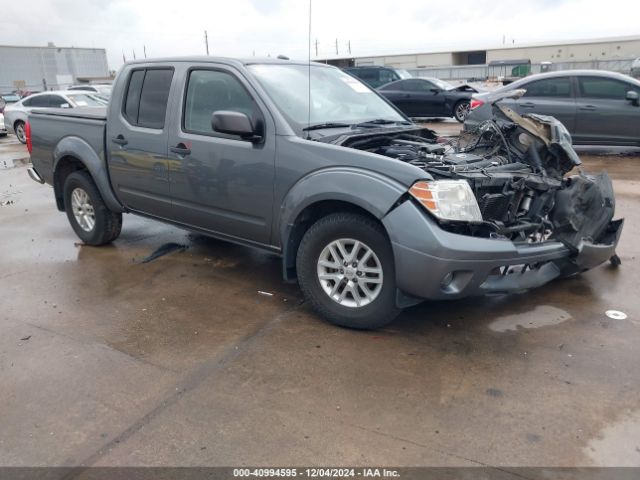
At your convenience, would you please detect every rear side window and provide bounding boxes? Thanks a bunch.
[183,69,258,137]
[523,77,571,98]
[123,68,173,129]
[578,77,636,99]
[25,95,50,107]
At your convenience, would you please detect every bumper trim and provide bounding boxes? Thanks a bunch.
[28,167,44,184]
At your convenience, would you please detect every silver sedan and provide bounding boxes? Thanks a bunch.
[4,91,107,143]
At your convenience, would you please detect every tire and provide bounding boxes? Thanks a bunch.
[453,100,470,123]
[14,121,26,143]
[296,212,400,329]
[63,171,122,246]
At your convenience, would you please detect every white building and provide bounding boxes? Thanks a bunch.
[0,43,110,93]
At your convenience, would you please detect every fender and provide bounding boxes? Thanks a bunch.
[53,136,125,213]
[279,166,409,279]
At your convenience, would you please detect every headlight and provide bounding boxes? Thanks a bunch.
[409,180,482,223]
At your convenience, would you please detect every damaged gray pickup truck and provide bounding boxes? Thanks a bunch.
[26,57,623,329]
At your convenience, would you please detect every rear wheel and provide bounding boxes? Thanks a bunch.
[296,212,400,329]
[63,171,122,245]
[453,100,470,123]
[14,121,26,143]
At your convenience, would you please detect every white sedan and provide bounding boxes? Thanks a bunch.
[4,91,107,143]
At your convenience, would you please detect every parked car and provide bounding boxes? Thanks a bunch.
[378,77,476,122]
[631,58,640,79]
[4,91,107,143]
[344,66,412,88]
[68,84,112,101]
[465,70,640,145]
[26,57,622,329]
[0,94,21,114]
[0,113,7,137]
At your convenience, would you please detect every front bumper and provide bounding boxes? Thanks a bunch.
[382,201,623,301]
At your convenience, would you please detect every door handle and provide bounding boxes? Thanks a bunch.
[520,102,536,108]
[170,144,191,156]
[111,135,128,146]
[579,105,597,111]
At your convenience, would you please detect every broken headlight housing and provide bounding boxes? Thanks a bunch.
[409,180,483,223]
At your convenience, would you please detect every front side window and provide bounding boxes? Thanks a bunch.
[67,94,105,107]
[49,95,70,108]
[403,79,436,92]
[183,70,257,136]
[523,77,571,98]
[578,77,636,99]
[122,68,173,129]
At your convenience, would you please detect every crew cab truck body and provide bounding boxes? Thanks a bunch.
[27,57,622,329]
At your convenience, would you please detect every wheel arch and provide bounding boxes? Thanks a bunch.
[52,136,124,213]
[279,168,407,282]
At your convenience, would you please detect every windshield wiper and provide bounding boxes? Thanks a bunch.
[302,122,351,131]
[353,119,412,128]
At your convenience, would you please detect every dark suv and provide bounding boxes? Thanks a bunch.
[343,66,412,88]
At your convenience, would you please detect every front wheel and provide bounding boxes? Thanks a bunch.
[296,213,400,329]
[63,171,122,245]
[453,100,470,123]
[14,121,26,143]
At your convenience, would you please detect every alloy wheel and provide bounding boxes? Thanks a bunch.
[316,238,383,308]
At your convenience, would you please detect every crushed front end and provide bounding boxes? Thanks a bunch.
[337,93,623,299]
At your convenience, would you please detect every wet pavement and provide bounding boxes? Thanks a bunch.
[1,133,639,469]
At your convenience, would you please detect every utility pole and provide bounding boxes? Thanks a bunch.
[204,30,210,55]
[335,38,338,55]
[144,45,147,58]
[315,39,318,57]
[348,40,351,54]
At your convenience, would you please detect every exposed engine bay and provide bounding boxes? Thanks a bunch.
[329,91,621,255]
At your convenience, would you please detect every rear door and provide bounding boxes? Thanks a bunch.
[107,66,176,217]
[514,76,576,132]
[574,76,640,145]
[166,64,276,244]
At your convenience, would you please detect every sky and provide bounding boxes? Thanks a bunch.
[2,0,639,71]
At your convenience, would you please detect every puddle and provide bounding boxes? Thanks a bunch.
[586,411,640,466]
[489,305,572,332]
[138,242,187,264]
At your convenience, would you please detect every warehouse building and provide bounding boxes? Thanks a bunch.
[0,43,110,93]
[320,35,640,80]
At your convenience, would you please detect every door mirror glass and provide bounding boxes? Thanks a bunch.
[430,88,440,94]
[212,111,261,141]
[626,90,639,105]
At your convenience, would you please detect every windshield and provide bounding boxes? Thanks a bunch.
[67,93,107,107]
[248,64,406,132]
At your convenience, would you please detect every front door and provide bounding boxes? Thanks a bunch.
[574,76,640,145]
[167,66,276,245]
[107,67,175,217]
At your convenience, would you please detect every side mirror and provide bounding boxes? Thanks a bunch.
[430,88,440,94]
[626,90,639,106]
[60,103,71,109]
[211,111,262,142]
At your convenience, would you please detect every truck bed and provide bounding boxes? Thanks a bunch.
[29,107,107,188]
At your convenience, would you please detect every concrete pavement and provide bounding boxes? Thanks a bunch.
[1,133,639,470]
